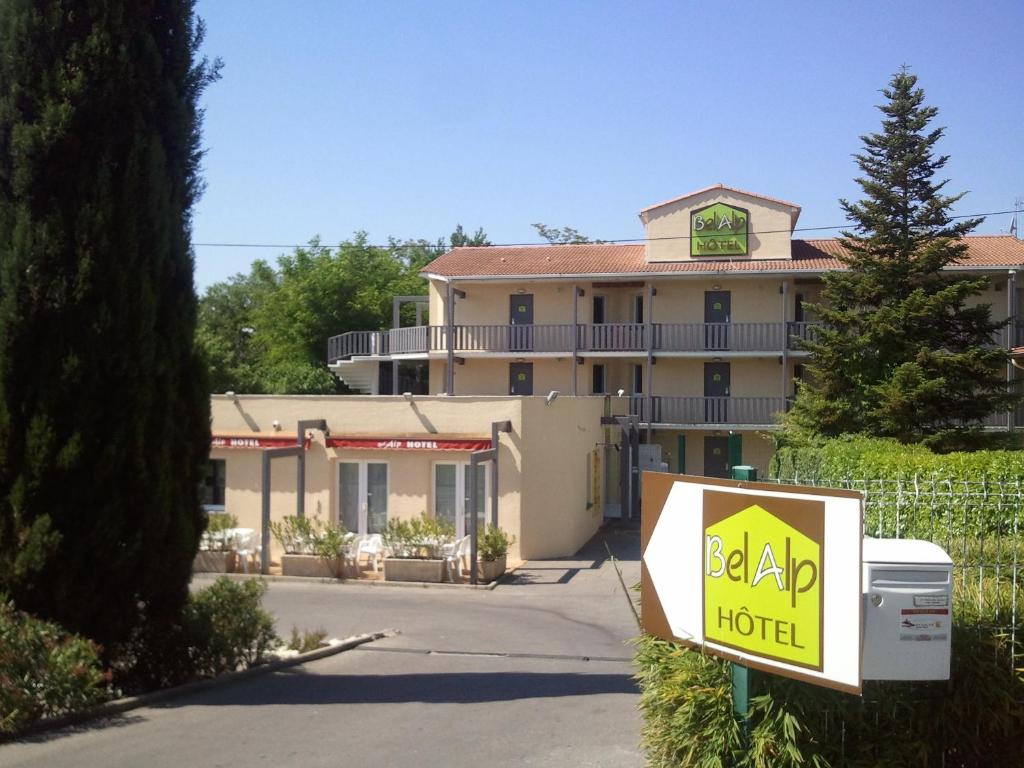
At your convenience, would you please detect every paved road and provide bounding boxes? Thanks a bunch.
[1,526,643,768]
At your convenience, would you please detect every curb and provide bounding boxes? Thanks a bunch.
[4,629,392,743]
[192,571,507,591]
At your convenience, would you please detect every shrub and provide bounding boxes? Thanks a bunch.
[201,512,239,552]
[184,577,278,677]
[382,513,455,559]
[287,625,328,653]
[477,525,514,561]
[269,515,318,555]
[0,600,109,734]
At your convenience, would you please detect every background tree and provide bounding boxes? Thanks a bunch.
[0,2,218,652]
[532,223,604,244]
[197,224,487,394]
[786,70,1016,450]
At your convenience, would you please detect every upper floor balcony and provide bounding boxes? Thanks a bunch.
[327,321,825,362]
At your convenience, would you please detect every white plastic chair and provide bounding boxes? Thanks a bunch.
[358,534,385,572]
[445,535,471,582]
[343,533,364,574]
[233,528,260,574]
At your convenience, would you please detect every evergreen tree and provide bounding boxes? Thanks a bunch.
[786,70,1016,450]
[0,1,218,653]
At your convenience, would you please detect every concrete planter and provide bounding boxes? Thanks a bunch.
[193,551,237,573]
[281,554,342,579]
[383,558,446,583]
[478,555,507,583]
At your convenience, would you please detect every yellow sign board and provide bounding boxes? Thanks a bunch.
[641,473,863,694]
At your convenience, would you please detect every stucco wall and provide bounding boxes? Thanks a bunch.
[518,396,606,558]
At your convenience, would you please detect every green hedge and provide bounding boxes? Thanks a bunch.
[0,600,110,734]
[637,604,1024,767]
[769,437,1024,541]
[770,436,1024,484]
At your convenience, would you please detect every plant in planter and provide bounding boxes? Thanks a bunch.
[477,525,515,582]
[270,516,348,578]
[382,513,455,583]
[194,513,239,573]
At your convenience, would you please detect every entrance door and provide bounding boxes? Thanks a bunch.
[434,463,489,538]
[510,294,534,351]
[509,362,533,395]
[704,362,730,423]
[704,291,731,350]
[338,461,389,534]
[704,436,729,478]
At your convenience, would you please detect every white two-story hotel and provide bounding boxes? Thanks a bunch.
[211,185,1024,563]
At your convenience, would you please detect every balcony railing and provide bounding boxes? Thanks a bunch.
[326,320,1024,362]
[629,396,788,426]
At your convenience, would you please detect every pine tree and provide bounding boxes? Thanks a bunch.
[0,1,217,653]
[786,70,1017,450]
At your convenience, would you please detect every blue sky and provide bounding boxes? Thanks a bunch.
[192,0,1024,291]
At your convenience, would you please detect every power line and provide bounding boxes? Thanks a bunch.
[191,208,1024,251]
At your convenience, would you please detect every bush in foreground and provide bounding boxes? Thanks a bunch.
[636,597,1024,767]
[0,600,109,734]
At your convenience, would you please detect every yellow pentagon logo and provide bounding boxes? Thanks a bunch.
[703,497,823,670]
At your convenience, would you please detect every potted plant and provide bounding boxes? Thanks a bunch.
[382,513,454,583]
[270,516,348,578]
[194,513,239,573]
[477,525,514,582]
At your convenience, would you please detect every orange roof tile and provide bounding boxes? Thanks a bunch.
[421,236,1024,280]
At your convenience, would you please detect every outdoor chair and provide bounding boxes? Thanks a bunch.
[444,535,471,581]
[233,528,261,574]
[358,533,385,572]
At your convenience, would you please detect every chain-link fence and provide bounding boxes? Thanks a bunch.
[769,474,1024,675]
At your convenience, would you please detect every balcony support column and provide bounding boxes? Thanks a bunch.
[571,284,579,397]
[780,281,790,406]
[645,283,654,442]
[445,282,455,395]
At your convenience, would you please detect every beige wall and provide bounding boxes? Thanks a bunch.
[210,394,604,563]
[518,397,605,558]
[644,189,796,263]
[651,358,787,398]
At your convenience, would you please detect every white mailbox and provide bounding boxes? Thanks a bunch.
[862,538,952,681]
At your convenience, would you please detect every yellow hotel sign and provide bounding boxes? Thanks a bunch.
[703,495,823,670]
[641,474,862,694]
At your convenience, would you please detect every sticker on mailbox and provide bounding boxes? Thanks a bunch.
[899,608,948,642]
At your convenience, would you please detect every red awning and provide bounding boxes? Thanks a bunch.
[212,435,304,449]
[326,437,491,451]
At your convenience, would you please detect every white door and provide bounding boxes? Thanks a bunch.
[338,461,389,534]
[434,462,490,538]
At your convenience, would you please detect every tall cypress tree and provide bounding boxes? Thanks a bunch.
[0,1,217,652]
[786,70,1017,450]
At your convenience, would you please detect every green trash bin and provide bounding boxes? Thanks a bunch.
[731,465,758,481]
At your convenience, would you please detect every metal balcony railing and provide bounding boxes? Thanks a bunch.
[629,396,788,426]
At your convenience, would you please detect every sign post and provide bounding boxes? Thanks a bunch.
[641,473,864,695]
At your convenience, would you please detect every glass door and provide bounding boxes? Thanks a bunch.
[434,462,489,538]
[338,461,389,534]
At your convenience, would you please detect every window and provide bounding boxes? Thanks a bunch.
[632,364,643,394]
[592,295,606,324]
[592,364,606,395]
[434,462,490,538]
[201,460,226,511]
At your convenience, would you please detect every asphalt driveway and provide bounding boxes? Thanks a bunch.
[0,525,643,768]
